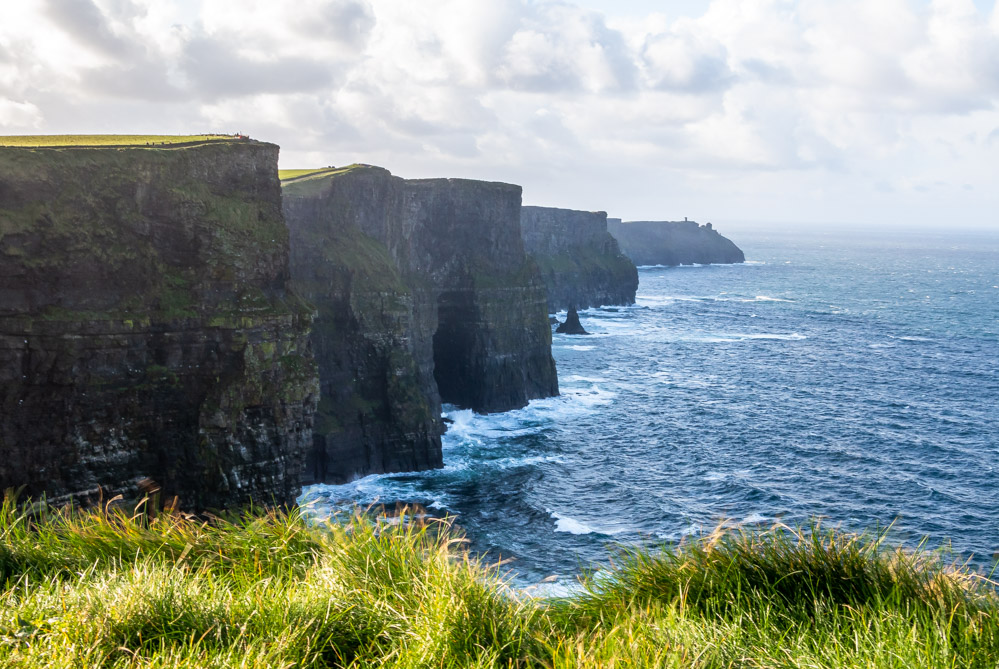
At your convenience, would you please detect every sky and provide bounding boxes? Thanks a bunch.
[1,0,997,228]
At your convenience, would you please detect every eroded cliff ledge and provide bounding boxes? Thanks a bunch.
[520,206,638,312]
[282,166,559,484]
[607,219,745,266]
[0,140,318,510]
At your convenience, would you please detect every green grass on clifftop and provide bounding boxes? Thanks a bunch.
[1,497,996,668]
[278,168,342,181]
[279,164,378,192]
[0,135,240,148]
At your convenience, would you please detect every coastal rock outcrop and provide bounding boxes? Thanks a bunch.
[555,306,588,335]
[607,219,745,266]
[520,206,637,311]
[0,140,319,510]
[282,166,558,484]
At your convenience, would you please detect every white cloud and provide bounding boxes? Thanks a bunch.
[0,0,996,226]
[0,99,43,127]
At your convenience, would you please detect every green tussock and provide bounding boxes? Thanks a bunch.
[1,498,997,668]
[0,135,239,148]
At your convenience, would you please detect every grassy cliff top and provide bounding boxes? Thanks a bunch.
[1,499,996,668]
[280,164,387,198]
[279,164,376,184]
[0,134,247,148]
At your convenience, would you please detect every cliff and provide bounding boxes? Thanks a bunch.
[607,219,745,266]
[282,166,558,484]
[0,140,319,510]
[521,206,638,311]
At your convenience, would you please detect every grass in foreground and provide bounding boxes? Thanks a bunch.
[0,135,238,147]
[1,498,996,668]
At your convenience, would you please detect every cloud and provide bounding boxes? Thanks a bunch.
[641,29,733,92]
[497,5,637,92]
[291,0,376,48]
[1,0,998,225]
[180,35,336,98]
[42,0,139,60]
[0,98,43,127]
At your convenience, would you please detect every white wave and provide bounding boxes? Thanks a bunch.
[754,295,792,302]
[520,579,585,599]
[488,454,564,470]
[657,523,705,541]
[565,345,595,351]
[740,332,806,340]
[298,478,454,521]
[563,374,607,383]
[683,332,806,343]
[636,294,708,305]
[742,512,768,525]
[550,511,597,535]
[563,383,616,407]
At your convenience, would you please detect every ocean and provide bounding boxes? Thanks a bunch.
[300,224,999,587]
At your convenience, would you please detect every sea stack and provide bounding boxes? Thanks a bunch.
[282,165,559,484]
[0,138,318,511]
[556,306,589,335]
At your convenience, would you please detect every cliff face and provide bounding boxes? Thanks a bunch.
[283,166,558,484]
[521,206,637,311]
[607,219,745,266]
[0,141,319,510]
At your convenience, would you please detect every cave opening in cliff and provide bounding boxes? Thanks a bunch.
[432,289,482,410]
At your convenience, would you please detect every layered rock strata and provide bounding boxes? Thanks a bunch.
[607,219,745,266]
[520,206,637,312]
[0,140,318,510]
[283,166,558,484]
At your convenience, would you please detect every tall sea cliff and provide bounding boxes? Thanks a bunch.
[608,219,744,266]
[282,166,558,484]
[521,206,637,311]
[0,140,318,510]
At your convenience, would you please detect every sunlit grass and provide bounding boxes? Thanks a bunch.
[0,134,239,147]
[1,495,996,668]
[279,165,369,184]
[278,168,339,181]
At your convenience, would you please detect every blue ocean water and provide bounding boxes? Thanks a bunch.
[301,225,999,585]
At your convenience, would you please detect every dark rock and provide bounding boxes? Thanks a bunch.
[556,306,589,335]
[282,165,558,484]
[521,206,637,311]
[607,219,744,266]
[0,141,319,511]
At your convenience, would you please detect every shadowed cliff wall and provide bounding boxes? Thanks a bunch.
[521,206,637,311]
[0,141,318,510]
[607,219,744,266]
[283,166,558,484]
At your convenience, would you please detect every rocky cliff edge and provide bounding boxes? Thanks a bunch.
[0,140,318,510]
[282,165,558,484]
[607,219,745,266]
[521,206,638,311]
